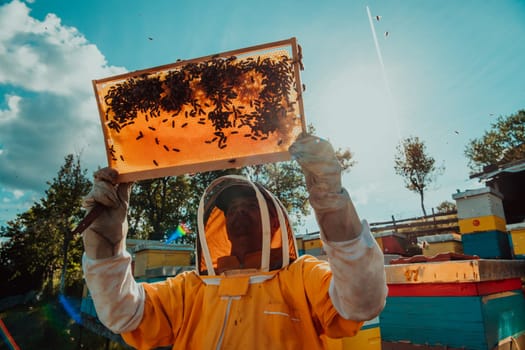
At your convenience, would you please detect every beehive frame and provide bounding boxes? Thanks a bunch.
[93,37,306,182]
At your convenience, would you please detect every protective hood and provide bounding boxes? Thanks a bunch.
[196,175,298,276]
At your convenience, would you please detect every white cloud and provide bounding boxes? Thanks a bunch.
[0,1,126,96]
[349,183,377,206]
[0,0,126,204]
[0,94,21,123]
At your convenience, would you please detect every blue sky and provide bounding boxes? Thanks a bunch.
[0,0,524,232]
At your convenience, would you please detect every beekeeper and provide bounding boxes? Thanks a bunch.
[82,134,387,349]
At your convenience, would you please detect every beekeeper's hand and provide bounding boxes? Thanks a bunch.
[289,134,342,207]
[82,167,133,259]
[289,134,362,241]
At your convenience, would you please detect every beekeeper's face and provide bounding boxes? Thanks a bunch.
[225,195,263,257]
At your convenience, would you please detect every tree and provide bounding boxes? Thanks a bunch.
[465,110,525,174]
[435,200,456,214]
[0,206,59,296]
[42,154,92,293]
[0,154,91,296]
[245,161,309,228]
[394,136,444,216]
[128,176,193,241]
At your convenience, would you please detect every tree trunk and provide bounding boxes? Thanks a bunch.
[419,191,427,216]
[59,237,70,294]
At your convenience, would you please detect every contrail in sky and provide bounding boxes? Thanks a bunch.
[366,5,401,139]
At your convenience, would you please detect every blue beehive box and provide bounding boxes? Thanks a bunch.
[381,259,525,350]
[461,230,512,259]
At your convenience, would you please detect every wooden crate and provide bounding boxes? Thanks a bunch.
[507,222,525,258]
[92,38,306,182]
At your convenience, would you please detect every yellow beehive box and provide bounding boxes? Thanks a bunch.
[295,236,305,252]
[418,233,463,257]
[303,236,323,256]
[133,244,193,277]
[458,215,506,234]
[304,238,322,250]
[341,327,381,350]
[423,241,463,257]
[323,317,381,350]
[507,222,525,258]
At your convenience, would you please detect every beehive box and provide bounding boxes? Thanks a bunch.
[295,232,322,256]
[324,317,381,350]
[133,244,193,277]
[374,231,408,255]
[381,259,525,350]
[295,236,305,255]
[507,222,525,259]
[303,236,323,256]
[417,233,462,257]
[93,38,306,182]
[381,290,525,350]
[385,259,524,284]
[461,230,512,259]
[458,215,507,234]
[452,187,505,219]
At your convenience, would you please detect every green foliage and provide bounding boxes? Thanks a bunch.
[465,110,525,174]
[245,161,309,228]
[0,154,91,297]
[394,136,444,216]
[435,200,457,214]
[128,176,192,241]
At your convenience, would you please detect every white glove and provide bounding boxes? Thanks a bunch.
[289,134,343,212]
[82,167,132,259]
[290,134,363,241]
